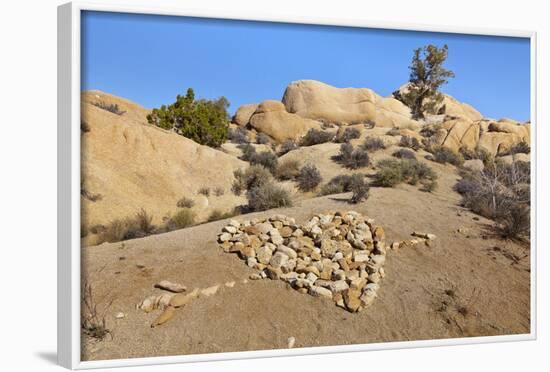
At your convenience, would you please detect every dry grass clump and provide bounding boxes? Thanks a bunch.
[276,159,301,181]
[176,197,195,208]
[81,120,91,133]
[301,129,334,146]
[198,187,210,197]
[297,164,322,192]
[170,208,196,229]
[374,159,438,192]
[96,209,156,243]
[82,282,112,340]
[207,209,239,222]
[214,187,225,196]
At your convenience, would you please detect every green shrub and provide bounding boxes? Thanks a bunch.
[92,101,126,115]
[249,151,278,173]
[335,127,361,143]
[232,165,273,195]
[431,146,464,166]
[228,127,249,144]
[374,159,437,190]
[361,136,386,152]
[301,129,334,146]
[256,133,271,144]
[278,140,299,156]
[247,182,292,212]
[171,209,196,229]
[176,197,195,208]
[198,187,210,197]
[147,88,229,147]
[276,159,301,180]
[297,164,322,191]
[399,135,421,151]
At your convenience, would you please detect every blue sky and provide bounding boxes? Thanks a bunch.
[81,11,531,121]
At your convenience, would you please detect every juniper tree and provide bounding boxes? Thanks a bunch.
[147,88,230,147]
[394,44,455,119]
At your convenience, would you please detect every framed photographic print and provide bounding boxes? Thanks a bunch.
[58,1,536,369]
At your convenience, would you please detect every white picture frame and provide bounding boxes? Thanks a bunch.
[58,1,537,369]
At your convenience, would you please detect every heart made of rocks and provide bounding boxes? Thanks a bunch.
[218,211,387,313]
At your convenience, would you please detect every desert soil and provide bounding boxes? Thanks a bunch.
[81,174,530,361]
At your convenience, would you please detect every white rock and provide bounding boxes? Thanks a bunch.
[306,272,318,283]
[309,285,333,298]
[228,219,241,228]
[270,251,289,269]
[115,312,125,319]
[201,285,220,297]
[223,225,238,234]
[218,232,232,242]
[225,281,236,288]
[288,336,296,349]
[329,280,349,293]
[277,245,298,259]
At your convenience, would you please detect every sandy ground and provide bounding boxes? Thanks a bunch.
[81,176,530,361]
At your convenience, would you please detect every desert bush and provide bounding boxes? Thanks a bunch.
[176,197,195,208]
[504,141,531,155]
[238,143,257,161]
[198,187,210,197]
[147,88,229,147]
[349,175,370,204]
[256,133,271,144]
[92,101,126,115]
[278,140,299,156]
[170,209,196,229]
[81,120,91,133]
[232,165,273,195]
[297,164,322,191]
[374,159,437,190]
[431,146,465,166]
[459,146,493,165]
[246,182,292,212]
[99,218,132,243]
[319,174,361,195]
[399,135,421,151]
[337,143,370,169]
[335,127,361,143]
[135,208,155,235]
[276,159,301,180]
[361,136,386,152]
[455,161,530,240]
[214,187,224,196]
[228,127,249,144]
[249,151,278,174]
[301,129,334,146]
[393,148,417,160]
[82,282,113,340]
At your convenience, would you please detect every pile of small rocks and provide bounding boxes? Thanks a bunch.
[218,211,388,313]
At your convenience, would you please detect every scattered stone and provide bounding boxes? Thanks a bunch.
[412,232,437,240]
[309,285,333,298]
[115,312,125,319]
[225,281,236,288]
[151,305,176,328]
[287,336,296,349]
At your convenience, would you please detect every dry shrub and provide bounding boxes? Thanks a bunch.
[249,151,278,173]
[374,159,438,191]
[276,159,301,180]
[297,164,322,191]
[349,175,370,204]
[82,282,112,340]
[92,101,126,115]
[301,129,334,146]
[170,209,196,229]
[393,148,417,160]
[335,127,361,143]
[337,143,370,169]
[135,208,155,235]
[256,133,271,144]
[278,140,299,156]
[238,143,257,161]
[232,165,273,195]
[246,182,292,212]
[207,209,239,222]
[431,146,465,166]
[177,197,195,208]
[361,136,386,152]
[214,187,225,196]
[228,127,249,144]
[198,187,210,197]
[399,135,421,151]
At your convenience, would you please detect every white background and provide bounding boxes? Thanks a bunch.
[0,0,547,370]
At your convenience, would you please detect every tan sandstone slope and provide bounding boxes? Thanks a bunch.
[81,91,247,232]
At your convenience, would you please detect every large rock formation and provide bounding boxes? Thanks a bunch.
[81,91,247,230]
[248,100,321,142]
